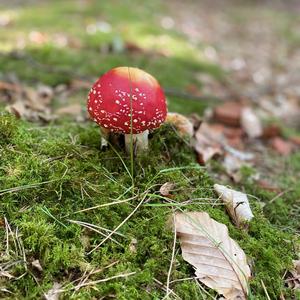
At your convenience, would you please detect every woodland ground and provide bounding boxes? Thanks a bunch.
[0,0,299,299]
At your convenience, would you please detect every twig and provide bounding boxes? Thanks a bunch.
[68,220,124,247]
[269,188,293,204]
[87,194,147,254]
[63,272,136,291]
[73,196,137,214]
[261,279,271,300]
[153,278,181,300]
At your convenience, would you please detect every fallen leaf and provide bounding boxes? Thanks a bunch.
[159,182,175,197]
[31,259,43,272]
[0,81,21,92]
[223,154,244,183]
[173,212,251,299]
[166,112,194,138]
[285,260,300,290]
[44,282,62,300]
[214,184,254,227]
[270,137,293,156]
[241,107,262,138]
[6,100,27,118]
[37,85,54,105]
[262,124,282,139]
[213,101,243,127]
[194,123,223,165]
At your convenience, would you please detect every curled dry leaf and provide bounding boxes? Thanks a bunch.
[31,259,43,272]
[173,212,251,299]
[159,182,175,197]
[214,184,254,227]
[4,82,55,122]
[241,107,262,138]
[194,122,223,165]
[166,112,194,138]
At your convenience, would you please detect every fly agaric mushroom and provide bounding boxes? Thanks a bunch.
[87,67,167,152]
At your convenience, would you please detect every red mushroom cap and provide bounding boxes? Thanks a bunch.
[87,67,167,134]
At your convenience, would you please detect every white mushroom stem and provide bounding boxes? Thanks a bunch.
[125,130,149,154]
[100,127,110,149]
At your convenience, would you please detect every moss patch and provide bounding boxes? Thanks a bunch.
[0,115,298,299]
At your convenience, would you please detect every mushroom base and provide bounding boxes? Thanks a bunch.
[125,130,149,154]
[100,127,149,154]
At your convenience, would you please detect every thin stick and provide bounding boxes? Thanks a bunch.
[269,188,293,204]
[261,279,271,300]
[88,194,147,254]
[64,272,136,291]
[166,212,177,298]
[68,220,123,247]
[154,278,181,300]
[73,196,136,214]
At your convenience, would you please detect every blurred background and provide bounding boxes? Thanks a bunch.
[0,0,299,123]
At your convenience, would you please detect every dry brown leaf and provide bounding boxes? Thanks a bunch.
[285,260,300,290]
[44,282,62,300]
[213,101,243,127]
[241,107,262,138]
[194,123,223,164]
[159,182,175,197]
[270,137,293,156]
[166,112,194,138]
[174,212,251,299]
[214,184,254,227]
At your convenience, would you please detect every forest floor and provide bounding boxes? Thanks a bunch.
[0,0,299,299]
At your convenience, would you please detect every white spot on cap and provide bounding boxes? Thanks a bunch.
[89,107,92,111]
[113,117,117,121]
[115,100,120,104]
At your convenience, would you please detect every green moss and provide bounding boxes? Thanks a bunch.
[0,115,298,299]
[0,113,18,145]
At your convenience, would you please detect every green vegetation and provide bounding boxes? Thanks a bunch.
[0,114,298,299]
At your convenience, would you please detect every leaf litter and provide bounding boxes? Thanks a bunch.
[172,211,251,299]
